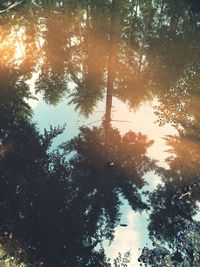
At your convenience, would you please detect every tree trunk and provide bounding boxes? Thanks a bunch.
[105,0,120,139]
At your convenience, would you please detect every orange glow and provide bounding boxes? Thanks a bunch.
[0,142,13,158]
[0,32,16,62]
[0,28,25,63]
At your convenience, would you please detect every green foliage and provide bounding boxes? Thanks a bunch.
[114,251,131,267]
[60,126,154,239]
[1,1,200,267]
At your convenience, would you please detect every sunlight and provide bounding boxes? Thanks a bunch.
[111,98,178,167]
[1,2,199,266]
[0,27,25,62]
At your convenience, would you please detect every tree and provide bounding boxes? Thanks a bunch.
[61,125,155,240]
[138,218,200,267]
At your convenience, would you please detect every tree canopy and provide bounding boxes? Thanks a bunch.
[1,1,200,266]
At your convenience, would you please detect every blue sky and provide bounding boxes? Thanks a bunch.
[29,90,177,266]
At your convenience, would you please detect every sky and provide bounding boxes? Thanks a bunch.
[4,7,200,266]
[28,90,178,266]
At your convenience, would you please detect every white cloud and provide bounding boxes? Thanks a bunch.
[106,211,145,267]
